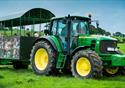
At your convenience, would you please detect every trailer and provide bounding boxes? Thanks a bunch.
[0,8,55,69]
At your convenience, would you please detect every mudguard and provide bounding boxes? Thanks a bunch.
[71,46,90,57]
[34,36,62,52]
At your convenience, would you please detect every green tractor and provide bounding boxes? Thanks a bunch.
[31,15,125,78]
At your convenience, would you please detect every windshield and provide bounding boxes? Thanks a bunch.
[51,18,89,36]
[71,19,88,36]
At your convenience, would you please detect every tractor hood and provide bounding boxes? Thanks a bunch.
[79,35,117,41]
[78,35,117,47]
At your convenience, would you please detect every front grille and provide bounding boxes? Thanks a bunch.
[100,40,117,53]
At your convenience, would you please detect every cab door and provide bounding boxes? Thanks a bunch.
[51,19,68,53]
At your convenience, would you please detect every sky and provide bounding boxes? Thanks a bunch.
[0,0,125,34]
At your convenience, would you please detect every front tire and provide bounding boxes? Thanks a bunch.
[103,67,120,76]
[30,41,56,75]
[71,50,103,79]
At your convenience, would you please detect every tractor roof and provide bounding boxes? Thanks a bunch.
[51,16,90,21]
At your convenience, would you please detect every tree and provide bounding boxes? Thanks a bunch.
[113,32,124,37]
[105,32,111,36]
[89,25,109,35]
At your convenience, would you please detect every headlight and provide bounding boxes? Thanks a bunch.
[107,47,118,51]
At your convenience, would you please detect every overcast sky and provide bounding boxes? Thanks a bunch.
[0,0,125,34]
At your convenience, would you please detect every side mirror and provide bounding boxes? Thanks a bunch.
[44,29,49,35]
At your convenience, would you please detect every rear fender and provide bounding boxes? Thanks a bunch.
[33,36,62,52]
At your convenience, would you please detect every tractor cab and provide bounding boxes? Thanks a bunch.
[49,16,90,53]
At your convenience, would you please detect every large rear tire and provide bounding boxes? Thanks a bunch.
[71,50,103,79]
[30,41,56,75]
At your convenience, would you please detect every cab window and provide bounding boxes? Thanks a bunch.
[72,19,88,36]
[51,19,67,36]
[51,20,57,35]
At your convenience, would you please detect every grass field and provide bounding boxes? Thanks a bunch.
[0,43,125,88]
[1,67,125,88]
[118,43,125,53]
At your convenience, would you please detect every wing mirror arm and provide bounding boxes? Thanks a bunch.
[91,20,99,29]
[96,20,99,29]
[88,14,99,29]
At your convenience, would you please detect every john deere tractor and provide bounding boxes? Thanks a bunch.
[31,15,125,78]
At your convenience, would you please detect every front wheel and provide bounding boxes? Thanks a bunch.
[103,67,120,76]
[71,50,103,79]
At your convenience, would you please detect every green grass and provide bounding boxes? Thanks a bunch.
[0,43,125,88]
[0,66,125,88]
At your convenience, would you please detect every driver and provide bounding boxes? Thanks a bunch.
[76,23,82,33]
[76,22,85,34]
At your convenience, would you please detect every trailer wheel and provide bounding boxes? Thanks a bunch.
[13,63,21,69]
[31,41,56,75]
[13,62,28,69]
[71,50,103,79]
[21,64,29,69]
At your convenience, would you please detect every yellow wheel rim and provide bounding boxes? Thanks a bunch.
[105,67,119,75]
[76,57,91,76]
[35,48,48,70]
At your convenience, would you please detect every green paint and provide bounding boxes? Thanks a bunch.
[56,53,66,69]
[49,36,62,52]
[111,54,125,66]
[48,35,66,68]
[0,59,14,65]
